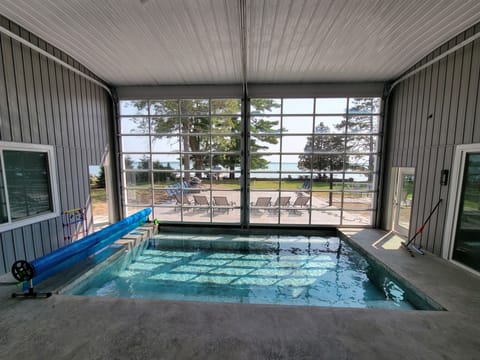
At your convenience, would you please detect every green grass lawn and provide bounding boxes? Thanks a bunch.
[122,179,359,191]
[90,187,107,201]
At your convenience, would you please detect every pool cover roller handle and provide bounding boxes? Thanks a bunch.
[13,208,151,285]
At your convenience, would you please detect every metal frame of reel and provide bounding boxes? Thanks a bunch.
[11,260,52,299]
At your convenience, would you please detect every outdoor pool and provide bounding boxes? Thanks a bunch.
[62,232,438,310]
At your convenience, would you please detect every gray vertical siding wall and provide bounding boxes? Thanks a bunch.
[0,16,113,274]
[382,23,480,255]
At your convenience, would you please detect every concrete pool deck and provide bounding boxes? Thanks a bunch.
[0,229,479,359]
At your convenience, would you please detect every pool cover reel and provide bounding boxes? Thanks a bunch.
[13,208,151,286]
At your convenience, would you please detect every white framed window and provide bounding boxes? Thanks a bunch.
[0,141,60,231]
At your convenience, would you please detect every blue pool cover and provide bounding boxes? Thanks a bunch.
[28,208,151,286]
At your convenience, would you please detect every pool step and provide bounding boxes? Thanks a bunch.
[150,234,341,254]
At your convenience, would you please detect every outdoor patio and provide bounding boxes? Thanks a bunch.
[127,188,373,226]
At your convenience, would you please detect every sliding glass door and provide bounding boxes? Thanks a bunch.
[444,144,480,274]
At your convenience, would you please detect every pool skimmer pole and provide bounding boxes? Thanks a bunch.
[402,199,442,257]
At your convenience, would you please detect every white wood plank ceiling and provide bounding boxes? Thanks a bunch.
[0,0,479,86]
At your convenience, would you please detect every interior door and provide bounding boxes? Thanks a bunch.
[393,168,415,237]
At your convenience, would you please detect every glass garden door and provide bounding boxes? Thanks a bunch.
[393,168,414,236]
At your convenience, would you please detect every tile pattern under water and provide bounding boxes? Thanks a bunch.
[64,234,419,310]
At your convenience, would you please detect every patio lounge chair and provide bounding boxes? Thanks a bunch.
[269,196,291,213]
[193,195,210,213]
[250,196,272,214]
[272,196,291,207]
[289,195,310,214]
[213,196,236,215]
[174,193,192,211]
[193,195,209,206]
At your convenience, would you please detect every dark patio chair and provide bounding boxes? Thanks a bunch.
[289,195,310,214]
[193,195,209,206]
[193,195,210,213]
[269,196,291,214]
[250,196,272,215]
[213,196,236,215]
[174,193,192,211]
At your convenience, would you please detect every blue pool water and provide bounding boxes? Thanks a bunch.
[63,233,430,310]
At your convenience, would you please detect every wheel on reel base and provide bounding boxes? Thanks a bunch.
[11,260,35,282]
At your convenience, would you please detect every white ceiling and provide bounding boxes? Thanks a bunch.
[0,0,479,86]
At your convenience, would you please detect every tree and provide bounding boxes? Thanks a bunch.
[131,98,280,180]
[153,161,174,183]
[298,122,345,206]
[337,97,380,180]
[136,155,150,184]
[97,166,106,188]
[298,98,380,205]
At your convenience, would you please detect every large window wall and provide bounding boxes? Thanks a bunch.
[119,96,381,226]
[249,97,380,226]
[120,99,242,223]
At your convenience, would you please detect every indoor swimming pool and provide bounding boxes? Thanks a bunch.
[62,232,437,310]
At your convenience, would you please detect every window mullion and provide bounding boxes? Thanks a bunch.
[0,150,12,223]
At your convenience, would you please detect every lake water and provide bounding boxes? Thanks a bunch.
[159,162,367,181]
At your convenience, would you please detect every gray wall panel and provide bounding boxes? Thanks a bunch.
[1,232,14,270]
[0,235,5,275]
[463,37,480,144]
[383,24,480,256]
[20,28,38,144]
[0,15,114,274]
[39,222,50,255]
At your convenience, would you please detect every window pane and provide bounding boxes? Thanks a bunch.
[282,135,310,153]
[126,189,152,205]
[151,117,181,134]
[348,98,381,114]
[282,116,313,134]
[211,99,241,114]
[308,135,345,153]
[343,192,373,210]
[150,100,178,115]
[212,116,241,133]
[154,206,181,222]
[122,136,150,152]
[311,210,341,225]
[152,154,180,170]
[180,99,209,115]
[347,115,379,134]
[250,116,281,134]
[250,177,280,190]
[251,135,280,153]
[250,99,281,114]
[212,135,241,152]
[120,100,148,116]
[315,98,347,114]
[282,98,314,114]
[125,172,150,186]
[345,156,377,173]
[151,136,181,153]
[315,116,346,133]
[181,116,210,134]
[123,154,147,170]
[211,176,241,190]
[347,135,378,153]
[121,117,149,134]
[342,211,373,226]
[4,150,52,221]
